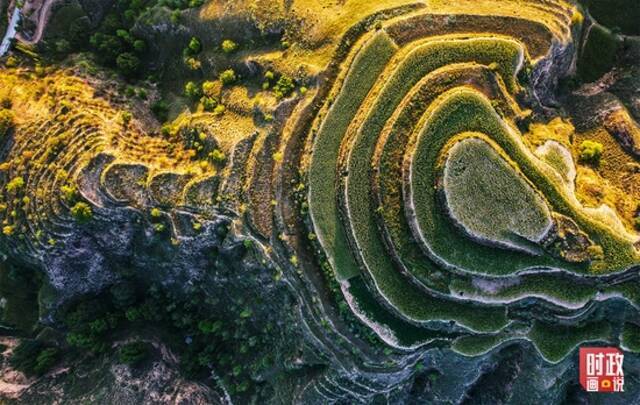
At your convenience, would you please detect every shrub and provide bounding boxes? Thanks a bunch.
[221,39,238,53]
[118,342,149,366]
[202,81,218,97]
[186,37,201,55]
[0,109,14,137]
[116,52,141,77]
[151,100,169,122]
[89,33,123,62]
[110,282,136,308]
[219,69,236,86]
[170,10,181,24]
[184,57,201,70]
[184,81,202,100]
[133,40,146,52]
[71,202,93,223]
[273,74,295,99]
[61,184,78,202]
[213,104,226,116]
[6,176,24,193]
[200,96,218,112]
[34,348,59,374]
[209,149,226,164]
[121,111,132,125]
[55,39,71,53]
[579,140,603,164]
[198,319,223,334]
[10,341,58,376]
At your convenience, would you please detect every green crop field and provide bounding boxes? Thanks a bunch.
[308,31,397,280]
[442,137,552,253]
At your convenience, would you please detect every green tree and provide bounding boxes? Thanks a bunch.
[184,81,202,100]
[209,149,226,164]
[273,74,295,99]
[186,37,202,55]
[219,69,236,86]
[116,52,141,77]
[6,176,24,193]
[119,342,149,366]
[200,96,218,112]
[221,39,238,53]
[34,348,59,375]
[70,202,93,223]
[202,81,218,97]
[10,341,58,376]
[151,100,169,122]
[133,39,146,52]
[89,33,123,63]
[54,39,71,54]
[579,140,604,164]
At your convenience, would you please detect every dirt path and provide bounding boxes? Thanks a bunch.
[15,0,56,45]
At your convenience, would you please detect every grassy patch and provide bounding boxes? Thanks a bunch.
[529,320,611,363]
[535,140,575,186]
[621,322,640,352]
[442,137,552,252]
[451,333,509,356]
[346,276,449,347]
[449,273,597,304]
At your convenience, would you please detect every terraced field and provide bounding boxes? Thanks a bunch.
[304,0,640,364]
[0,70,253,295]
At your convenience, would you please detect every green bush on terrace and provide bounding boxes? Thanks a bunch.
[451,333,509,356]
[6,176,25,193]
[10,340,59,376]
[442,137,552,253]
[579,139,603,164]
